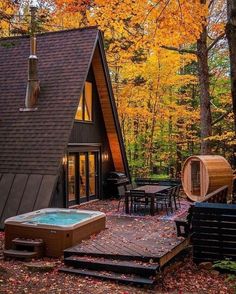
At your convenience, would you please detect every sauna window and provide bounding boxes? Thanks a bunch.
[75,81,92,122]
[191,160,201,196]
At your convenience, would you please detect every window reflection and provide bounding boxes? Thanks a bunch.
[75,81,92,121]
[68,155,76,202]
[75,94,83,120]
[89,153,96,196]
[79,153,87,199]
[68,152,97,204]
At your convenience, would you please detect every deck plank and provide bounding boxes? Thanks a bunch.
[64,216,188,266]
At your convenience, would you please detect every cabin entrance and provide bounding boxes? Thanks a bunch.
[67,151,99,205]
[191,160,201,196]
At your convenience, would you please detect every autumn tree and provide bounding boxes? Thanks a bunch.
[226,0,236,134]
[0,0,18,37]
[4,0,233,176]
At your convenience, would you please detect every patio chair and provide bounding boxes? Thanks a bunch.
[130,190,149,214]
[131,182,138,189]
[172,184,181,209]
[155,187,175,215]
[125,183,137,191]
[125,183,132,191]
[117,185,126,211]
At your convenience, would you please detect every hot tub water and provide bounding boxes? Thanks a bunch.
[26,212,93,226]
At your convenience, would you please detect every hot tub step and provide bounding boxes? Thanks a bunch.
[3,249,38,260]
[11,238,44,257]
[64,256,159,277]
[12,238,43,247]
[59,267,155,286]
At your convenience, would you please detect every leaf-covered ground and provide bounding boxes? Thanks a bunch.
[0,200,234,294]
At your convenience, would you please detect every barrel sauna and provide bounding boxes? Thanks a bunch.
[182,155,233,202]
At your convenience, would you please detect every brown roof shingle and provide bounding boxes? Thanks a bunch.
[0,27,99,175]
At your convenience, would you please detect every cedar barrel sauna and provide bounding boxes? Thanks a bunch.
[182,155,233,202]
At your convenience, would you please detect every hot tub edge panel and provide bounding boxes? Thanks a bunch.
[5,214,106,257]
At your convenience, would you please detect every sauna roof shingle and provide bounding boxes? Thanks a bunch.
[0,27,99,175]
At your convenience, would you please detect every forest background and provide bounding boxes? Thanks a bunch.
[1,0,235,178]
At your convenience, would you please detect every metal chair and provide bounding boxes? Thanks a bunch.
[125,183,132,192]
[130,190,149,214]
[125,183,137,191]
[155,187,175,215]
[117,185,126,211]
[173,185,181,209]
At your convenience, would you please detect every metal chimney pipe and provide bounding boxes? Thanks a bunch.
[25,5,40,109]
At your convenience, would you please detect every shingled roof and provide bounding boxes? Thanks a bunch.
[0,27,129,228]
[0,27,99,175]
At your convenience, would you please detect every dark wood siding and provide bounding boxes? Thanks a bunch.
[69,67,114,196]
[50,167,65,208]
[0,173,57,229]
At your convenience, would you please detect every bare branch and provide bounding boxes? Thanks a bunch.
[0,10,14,21]
[207,32,226,52]
[161,45,197,55]
[140,0,162,27]
[208,0,215,9]
[207,33,214,41]
[212,108,232,126]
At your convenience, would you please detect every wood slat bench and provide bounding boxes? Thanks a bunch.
[175,206,193,238]
[201,185,228,204]
[175,185,229,237]
[192,202,236,263]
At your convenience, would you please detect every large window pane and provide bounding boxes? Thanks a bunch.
[84,82,92,121]
[89,153,96,196]
[79,153,87,199]
[75,82,92,121]
[68,155,76,202]
[75,94,83,120]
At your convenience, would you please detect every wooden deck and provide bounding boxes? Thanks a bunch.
[64,216,189,267]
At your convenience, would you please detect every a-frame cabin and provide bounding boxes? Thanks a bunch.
[0,27,130,229]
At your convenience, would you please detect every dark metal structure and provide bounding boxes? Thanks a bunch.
[105,171,129,197]
[0,27,130,229]
[192,202,236,263]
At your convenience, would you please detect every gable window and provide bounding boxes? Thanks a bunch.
[75,81,92,121]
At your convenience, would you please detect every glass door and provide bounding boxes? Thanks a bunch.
[67,151,99,205]
[79,153,87,202]
[68,154,76,204]
[88,152,97,198]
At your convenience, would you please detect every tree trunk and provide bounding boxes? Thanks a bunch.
[226,0,236,133]
[226,0,236,168]
[197,15,212,155]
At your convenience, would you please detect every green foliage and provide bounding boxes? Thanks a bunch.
[213,260,236,291]
[150,174,169,180]
[213,259,236,273]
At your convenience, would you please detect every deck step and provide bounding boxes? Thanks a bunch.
[64,249,159,262]
[3,249,38,259]
[12,238,43,247]
[59,267,155,286]
[64,256,159,277]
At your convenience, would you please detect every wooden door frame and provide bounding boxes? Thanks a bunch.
[66,144,101,207]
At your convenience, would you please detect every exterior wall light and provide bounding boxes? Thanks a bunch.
[62,154,68,165]
[102,152,109,161]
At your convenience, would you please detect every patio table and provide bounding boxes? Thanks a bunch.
[125,185,171,216]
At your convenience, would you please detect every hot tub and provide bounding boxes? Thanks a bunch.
[4,208,106,257]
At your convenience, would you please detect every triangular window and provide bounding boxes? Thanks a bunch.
[75,81,92,121]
